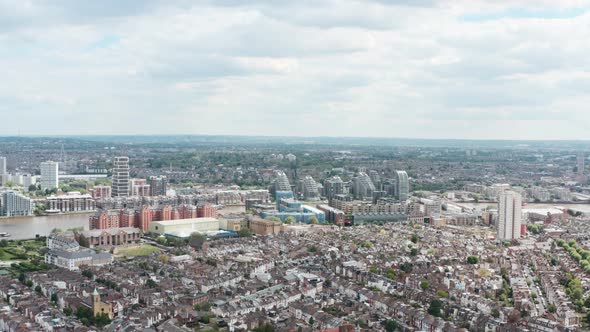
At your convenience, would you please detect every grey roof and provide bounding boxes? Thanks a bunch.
[47,248,112,260]
[81,227,141,237]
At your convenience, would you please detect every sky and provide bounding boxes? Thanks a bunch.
[2,0,590,139]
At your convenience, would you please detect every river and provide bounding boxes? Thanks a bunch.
[450,202,590,213]
[0,205,247,240]
[0,213,92,240]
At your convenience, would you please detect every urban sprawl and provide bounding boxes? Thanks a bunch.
[1,137,590,331]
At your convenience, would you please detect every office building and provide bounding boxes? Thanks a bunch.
[1,191,35,217]
[394,170,410,201]
[497,191,522,241]
[149,175,167,196]
[578,152,585,176]
[40,161,59,191]
[112,156,130,197]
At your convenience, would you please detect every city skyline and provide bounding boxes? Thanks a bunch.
[2,1,590,139]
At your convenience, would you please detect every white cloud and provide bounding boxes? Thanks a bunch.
[1,0,590,139]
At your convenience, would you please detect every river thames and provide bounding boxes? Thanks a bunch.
[0,213,92,240]
[0,205,246,240]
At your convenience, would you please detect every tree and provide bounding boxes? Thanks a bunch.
[410,248,418,256]
[309,216,319,224]
[190,232,206,241]
[35,285,42,294]
[238,228,252,237]
[78,235,89,248]
[548,303,557,313]
[283,216,296,224]
[81,269,93,279]
[411,234,419,244]
[51,293,58,303]
[266,216,281,222]
[252,324,275,332]
[50,228,63,234]
[420,281,429,290]
[385,319,397,332]
[308,245,318,253]
[157,254,170,263]
[436,290,448,298]
[491,308,500,318]
[427,299,443,317]
[467,256,479,264]
[146,279,157,288]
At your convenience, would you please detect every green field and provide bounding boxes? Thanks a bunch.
[116,244,161,257]
[0,239,46,262]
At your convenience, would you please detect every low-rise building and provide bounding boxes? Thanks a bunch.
[79,227,141,248]
[149,218,220,237]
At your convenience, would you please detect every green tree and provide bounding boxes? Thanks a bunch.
[82,269,93,279]
[420,280,429,290]
[309,216,319,224]
[238,228,252,237]
[385,319,397,332]
[491,308,500,318]
[410,248,419,256]
[284,216,296,224]
[548,303,557,313]
[252,324,275,332]
[427,299,443,317]
[411,234,419,244]
[467,256,479,264]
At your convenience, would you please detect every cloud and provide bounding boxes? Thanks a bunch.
[0,0,590,139]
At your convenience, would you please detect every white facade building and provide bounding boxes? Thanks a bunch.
[40,161,59,190]
[497,191,522,241]
[112,156,130,197]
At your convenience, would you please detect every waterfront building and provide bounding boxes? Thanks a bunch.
[0,190,34,217]
[46,192,96,213]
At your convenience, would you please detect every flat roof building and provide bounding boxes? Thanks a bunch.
[149,217,220,238]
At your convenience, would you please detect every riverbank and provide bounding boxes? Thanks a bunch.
[0,213,92,240]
